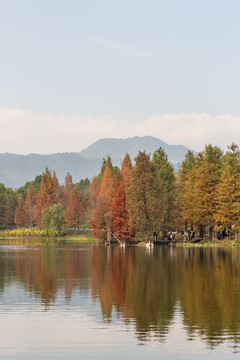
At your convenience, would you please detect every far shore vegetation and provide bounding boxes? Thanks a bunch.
[1,144,240,245]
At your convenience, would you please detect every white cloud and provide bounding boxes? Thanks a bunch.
[0,108,239,154]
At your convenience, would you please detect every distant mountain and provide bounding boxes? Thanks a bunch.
[0,136,192,188]
[0,152,101,189]
[80,136,190,165]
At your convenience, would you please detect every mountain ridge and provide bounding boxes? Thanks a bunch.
[79,135,190,164]
[0,136,192,188]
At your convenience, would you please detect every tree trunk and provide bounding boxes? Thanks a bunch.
[209,226,213,240]
[107,223,111,243]
[199,226,204,239]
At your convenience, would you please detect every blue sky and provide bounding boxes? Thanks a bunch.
[0,0,239,153]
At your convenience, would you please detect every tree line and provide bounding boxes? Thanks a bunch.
[1,143,240,240]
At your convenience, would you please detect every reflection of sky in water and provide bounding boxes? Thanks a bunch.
[0,284,239,360]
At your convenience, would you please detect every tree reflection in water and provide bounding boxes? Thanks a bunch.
[0,242,240,349]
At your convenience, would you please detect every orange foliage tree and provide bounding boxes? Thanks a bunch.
[25,183,36,227]
[34,168,59,226]
[64,188,84,235]
[121,153,132,184]
[91,156,120,240]
[14,194,26,226]
[111,182,132,241]
[63,172,74,207]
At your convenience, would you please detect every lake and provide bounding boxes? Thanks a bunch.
[0,241,239,359]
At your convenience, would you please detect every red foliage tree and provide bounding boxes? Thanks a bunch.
[91,157,119,240]
[14,194,26,226]
[111,182,132,241]
[64,188,84,234]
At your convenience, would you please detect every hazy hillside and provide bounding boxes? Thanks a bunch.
[0,153,101,189]
[0,136,192,188]
[80,136,190,164]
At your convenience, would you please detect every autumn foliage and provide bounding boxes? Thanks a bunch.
[6,142,240,241]
[14,195,26,226]
[111,182,132,241]
[64,188,84,234]
[34,168,59,226]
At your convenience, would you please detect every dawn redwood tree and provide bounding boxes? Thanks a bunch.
[152,147,176,234]
[4,199,13,228]
[215,144,240,238]
[126,151,166,241]
[34,168,60,226]
[63,172,74,207]
[111,182,132,241]
[64,188,84,235]
[98,156,118,205]
[182,145,223,239]
[91,156,119,241]
[90,175,99,209]
[14,194,26,227]
[25,183,36,227]
[179,150,195,231]
[121,153,132,184]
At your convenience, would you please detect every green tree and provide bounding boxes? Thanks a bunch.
[215,144,240,238]
[75,178,90,194]
[152,147,176,234]
[25,183,36,227]
[126,151,166,240]
[16,175,42,201]
[182,145,223,238]
[0,184,16,227]
[42,203,65,234]
[179,150,195,231]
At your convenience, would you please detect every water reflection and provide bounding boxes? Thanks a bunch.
[0,243,240,351]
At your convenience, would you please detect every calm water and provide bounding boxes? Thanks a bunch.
[0,241,240,359]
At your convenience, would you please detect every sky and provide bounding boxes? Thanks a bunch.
[0,0,240,154]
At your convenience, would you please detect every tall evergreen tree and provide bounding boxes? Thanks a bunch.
[25,183,36,227]
[215,144,240,237]
[182,145,223,238]
[126,151,166,240]
[121,153,133,184]
[179,150,195,230]
[0,184,16,227]
[152,147,176,233]
[63,172,74,207]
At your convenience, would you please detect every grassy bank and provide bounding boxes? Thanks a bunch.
[0,228,97,243]
[175,238,240,247]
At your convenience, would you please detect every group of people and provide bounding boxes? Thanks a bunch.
[184,230,195,242]
[217,229,228,240]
